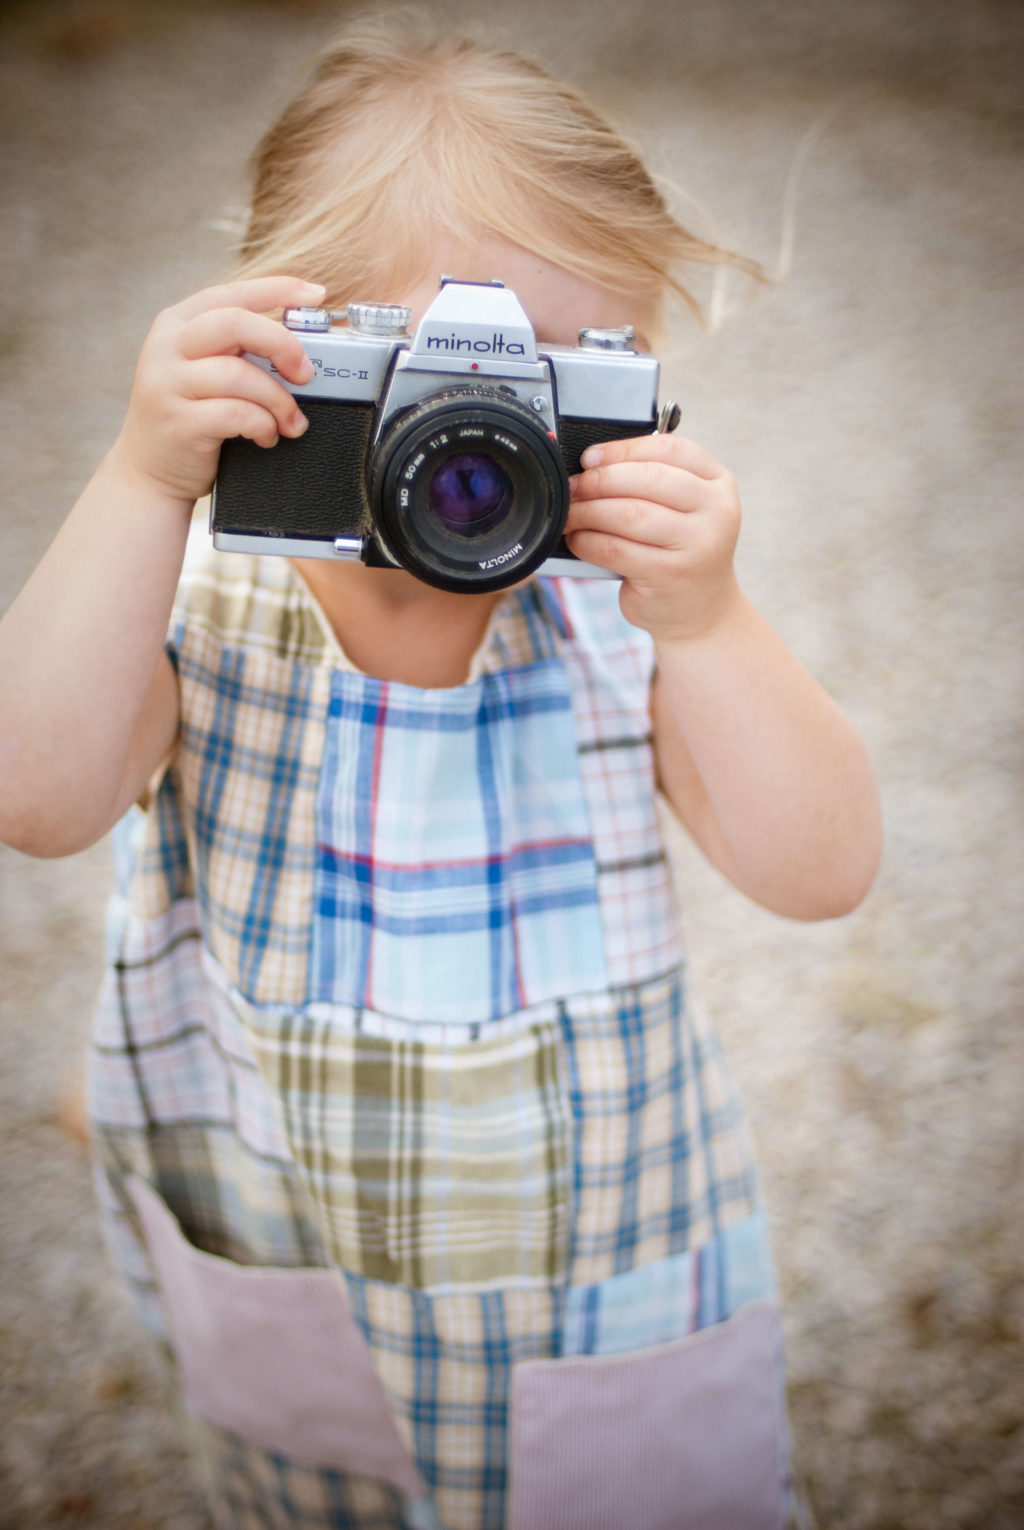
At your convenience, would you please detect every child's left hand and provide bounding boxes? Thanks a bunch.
[565,434,742,643]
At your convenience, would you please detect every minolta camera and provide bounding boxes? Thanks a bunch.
[212,277,677,594]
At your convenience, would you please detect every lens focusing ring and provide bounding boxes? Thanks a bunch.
[370,387,569,593]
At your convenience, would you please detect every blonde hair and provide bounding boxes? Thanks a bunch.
[235,11,766,336]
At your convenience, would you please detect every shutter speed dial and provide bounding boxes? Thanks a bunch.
[347,302,412,336]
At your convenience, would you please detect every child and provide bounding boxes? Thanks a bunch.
[0,15,881,1530]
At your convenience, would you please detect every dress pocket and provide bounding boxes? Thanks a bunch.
[506,1299,786,1530]
[127,1175,424,1493]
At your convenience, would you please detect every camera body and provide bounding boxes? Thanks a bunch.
[211,277,669,593]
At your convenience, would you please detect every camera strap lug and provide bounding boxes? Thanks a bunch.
[656,401,681,434]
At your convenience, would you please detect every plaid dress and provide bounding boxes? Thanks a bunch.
[88,526,791,1530]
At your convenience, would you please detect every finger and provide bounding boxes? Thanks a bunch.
[579,432,724,481]
[564,527,669,581]
[182,356,309,438]
[192,397,283,451]
[565,495,689,550]
[174,275,326,322]
[179,308,314,386]
[570,457,711,516]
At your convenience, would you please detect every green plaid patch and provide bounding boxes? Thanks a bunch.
[244,1004,572,1288]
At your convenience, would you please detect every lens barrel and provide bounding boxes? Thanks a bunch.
[370,387,569,593]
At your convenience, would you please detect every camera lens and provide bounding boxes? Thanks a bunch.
[371,387,569,593]
[428,452,512,537]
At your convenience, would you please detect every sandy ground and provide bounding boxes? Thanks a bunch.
[0,1,1022,1526]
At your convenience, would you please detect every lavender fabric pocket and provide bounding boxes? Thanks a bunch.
[506,1299,786,1530]
[128,1175,423,1492]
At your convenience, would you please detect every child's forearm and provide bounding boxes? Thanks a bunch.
[652,589,882,920]
[1,275,322,858]
[0,446,190,856]
[565,432,882,919]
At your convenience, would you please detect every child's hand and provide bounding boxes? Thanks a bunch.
[565,434,742,643]
[111,275,328,505]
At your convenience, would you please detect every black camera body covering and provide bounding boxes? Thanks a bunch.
[211,278,669,594]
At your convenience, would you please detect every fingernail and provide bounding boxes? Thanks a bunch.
[568,474,580,496]
[291,411,309,436]
[581,446,603,468]
[302,281,327,296]
[297,357,314,383]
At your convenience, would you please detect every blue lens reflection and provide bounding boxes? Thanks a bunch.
[428,452,511,535]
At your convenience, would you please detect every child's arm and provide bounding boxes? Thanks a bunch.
[0,275,325,858]
[564,435,883,920]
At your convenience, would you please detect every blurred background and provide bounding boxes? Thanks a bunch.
[0,0,1021,1526]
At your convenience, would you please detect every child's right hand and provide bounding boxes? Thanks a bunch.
[110,275,328,505]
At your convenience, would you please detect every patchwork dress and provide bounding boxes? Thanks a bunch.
[88,526,791,1530]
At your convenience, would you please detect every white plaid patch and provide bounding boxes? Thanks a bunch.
[553,579,683,986]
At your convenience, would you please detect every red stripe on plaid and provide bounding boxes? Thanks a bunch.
[690,1245,702,1334]
[510,876,528,1013]
[549,578,575,641]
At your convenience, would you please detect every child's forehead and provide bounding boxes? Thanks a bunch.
[385,235,654,350]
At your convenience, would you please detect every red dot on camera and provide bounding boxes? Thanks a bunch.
[471,362,479,370]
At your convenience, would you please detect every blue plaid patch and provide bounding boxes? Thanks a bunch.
[555,972,761,1285]
[311,660,609,1023]
[562,1207,776,1356]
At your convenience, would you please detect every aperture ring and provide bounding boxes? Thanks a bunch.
[370,387,569,594]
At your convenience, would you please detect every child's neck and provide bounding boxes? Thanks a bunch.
[289,559,507,688]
